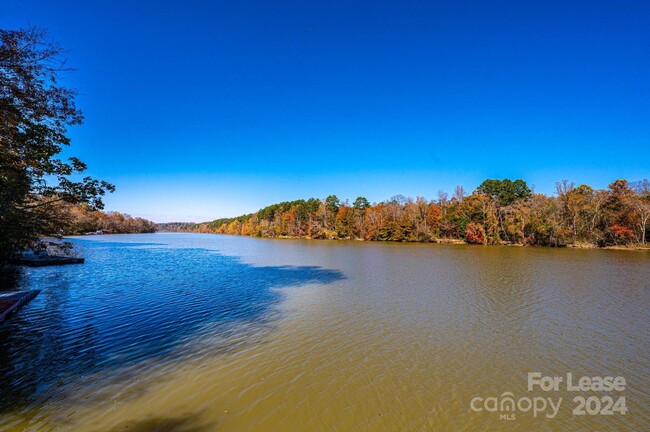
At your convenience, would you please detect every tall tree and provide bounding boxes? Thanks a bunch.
[352,196,370,211]
[630,180,650,244]
[477,179,532,206]
[0,28,114,262]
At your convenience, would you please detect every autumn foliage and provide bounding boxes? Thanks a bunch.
[159,179,650,248]
[465,222,487,244]
[64,204,156,234]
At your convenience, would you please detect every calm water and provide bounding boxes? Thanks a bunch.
[0,233,648,431]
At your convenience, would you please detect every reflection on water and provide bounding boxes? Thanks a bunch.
[0,238,344,416]
[0,234,648,431]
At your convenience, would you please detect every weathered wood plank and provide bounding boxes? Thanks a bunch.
[0,290,40,321]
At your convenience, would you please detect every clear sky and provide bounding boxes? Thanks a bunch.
[2,1,649,222]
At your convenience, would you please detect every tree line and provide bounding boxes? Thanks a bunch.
[64,204,156,235]
[2,28,648,265]
[160,178,650,248]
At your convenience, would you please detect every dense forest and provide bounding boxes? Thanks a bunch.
[64,204,156,235]
[159,179,650,248]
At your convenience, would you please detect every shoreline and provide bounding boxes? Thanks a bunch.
[153,231,650,251]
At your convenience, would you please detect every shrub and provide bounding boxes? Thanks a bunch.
[465,222,487,244]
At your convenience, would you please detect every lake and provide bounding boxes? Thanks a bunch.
[0,233,648,431]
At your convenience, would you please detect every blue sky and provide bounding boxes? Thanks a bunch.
[3,1,649,222]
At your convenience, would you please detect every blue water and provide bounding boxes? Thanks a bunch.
[0,234,344,413]
[1,233,649,431]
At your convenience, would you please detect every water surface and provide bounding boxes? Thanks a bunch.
[0,233,648,431]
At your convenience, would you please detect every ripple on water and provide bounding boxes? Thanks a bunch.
[0,234,648,431]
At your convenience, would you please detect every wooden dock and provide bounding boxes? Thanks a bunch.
[13,256,85,267]
[0,290,40,321]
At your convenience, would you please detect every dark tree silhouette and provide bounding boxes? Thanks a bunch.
[0,28,114,262]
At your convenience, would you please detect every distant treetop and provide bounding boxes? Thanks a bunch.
[476,179,532,206]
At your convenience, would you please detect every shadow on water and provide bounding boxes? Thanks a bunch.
[0,266,23,291]
[0,242,345,414]
[105,413,212,432]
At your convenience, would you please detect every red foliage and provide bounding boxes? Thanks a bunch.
[465,222,486,244]
[609,225,635,242]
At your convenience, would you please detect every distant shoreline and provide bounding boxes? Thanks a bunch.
[153,231,650,251]
[155,180,650,251]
